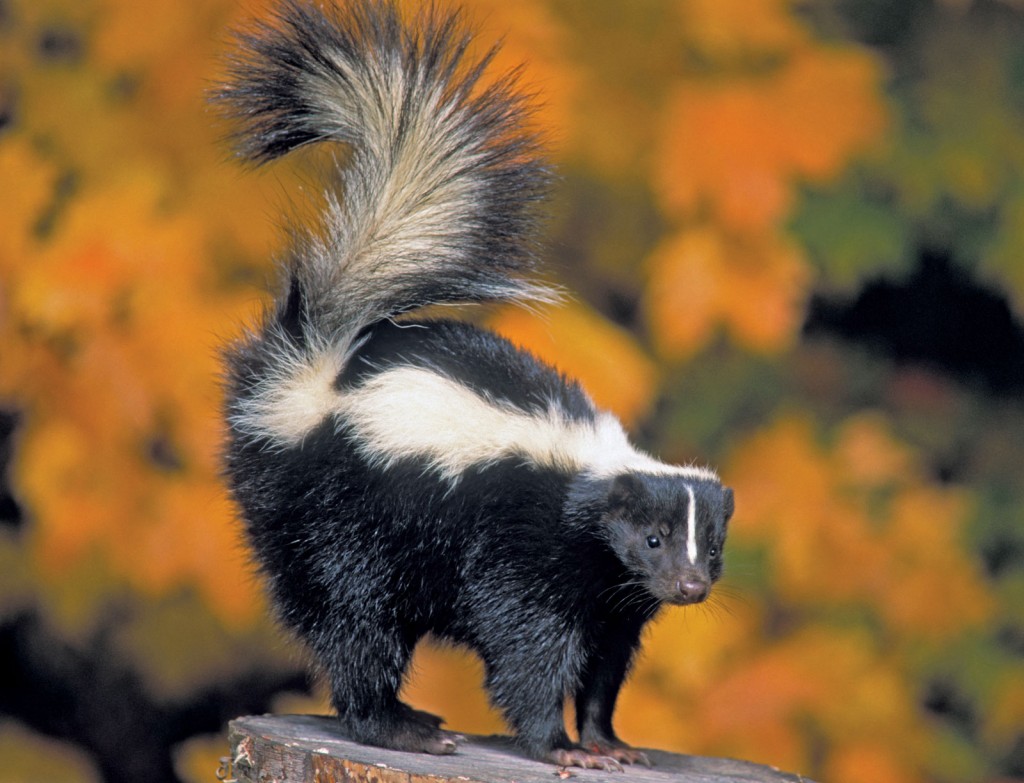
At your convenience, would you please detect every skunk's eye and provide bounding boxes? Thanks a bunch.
[708,545,719,558]
[646,535,661,549]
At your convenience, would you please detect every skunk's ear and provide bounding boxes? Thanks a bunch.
[607,473,645,513]
[722,487,735,523]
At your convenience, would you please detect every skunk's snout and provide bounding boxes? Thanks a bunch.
[675,577,709,605]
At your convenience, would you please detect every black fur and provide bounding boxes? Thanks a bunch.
[225,391,731,759]
[218,0,734,768]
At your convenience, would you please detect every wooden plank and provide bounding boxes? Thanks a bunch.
[225,715,816,783]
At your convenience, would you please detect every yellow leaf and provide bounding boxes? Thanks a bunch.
[614,685,693,751]
[402,645,505,735]
[880,487,993,637]
[678,0,807,57]
[173,733,230,783]
[985,674,1024,746]
[640,599,759,693]
[0,138,56,269]
[0,720,100,783]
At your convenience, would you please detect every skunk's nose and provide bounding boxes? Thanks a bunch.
[676,578,708,604]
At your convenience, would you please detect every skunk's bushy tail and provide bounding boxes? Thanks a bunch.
[218,0,553,444]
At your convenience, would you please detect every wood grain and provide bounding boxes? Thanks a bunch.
[227,715,817,783]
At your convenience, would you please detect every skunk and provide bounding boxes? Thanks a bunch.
[218,0,733,771]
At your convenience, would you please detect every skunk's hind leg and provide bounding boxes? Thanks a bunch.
[320,620,458,754]
[399,703,447,730]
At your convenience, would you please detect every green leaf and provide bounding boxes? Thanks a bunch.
[790,177,913,290]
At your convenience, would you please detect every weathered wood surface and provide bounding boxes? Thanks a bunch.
[227,715,816,783]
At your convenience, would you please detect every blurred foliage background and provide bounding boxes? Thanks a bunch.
[1,0,1023,781]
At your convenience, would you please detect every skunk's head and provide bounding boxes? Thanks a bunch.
[597,472,734,606]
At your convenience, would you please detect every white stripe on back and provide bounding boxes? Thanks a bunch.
[243,360,720,484]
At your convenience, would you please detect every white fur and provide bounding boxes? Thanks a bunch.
[265,23,560,355]
[685,484,698,564]
[245,353,344,444]
[244,359,719,484]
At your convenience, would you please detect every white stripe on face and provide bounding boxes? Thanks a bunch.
[686,484,698,564]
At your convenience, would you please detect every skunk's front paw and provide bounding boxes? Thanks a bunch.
[545,747,624,772]
[583,741,652,768]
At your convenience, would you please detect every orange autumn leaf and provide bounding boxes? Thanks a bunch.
[489,300,659,427]
[0,3,1016,781]
[700,648,825,771]
[727,415,993,638]
[735,435,889,607]
[5,169,263,628]
[393,0,578,151]
[832,412,915,489]
[0,0,575,640]
[594,601,762,756]
[677,0,806,57]
[723,415,833,532]
[613,684,696,751]
[93,0,221,70]
[645,226,810,359]
[656,45,886,231]
[826,744,924,783]
[696,627,932,777]
[474,0,578,151]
